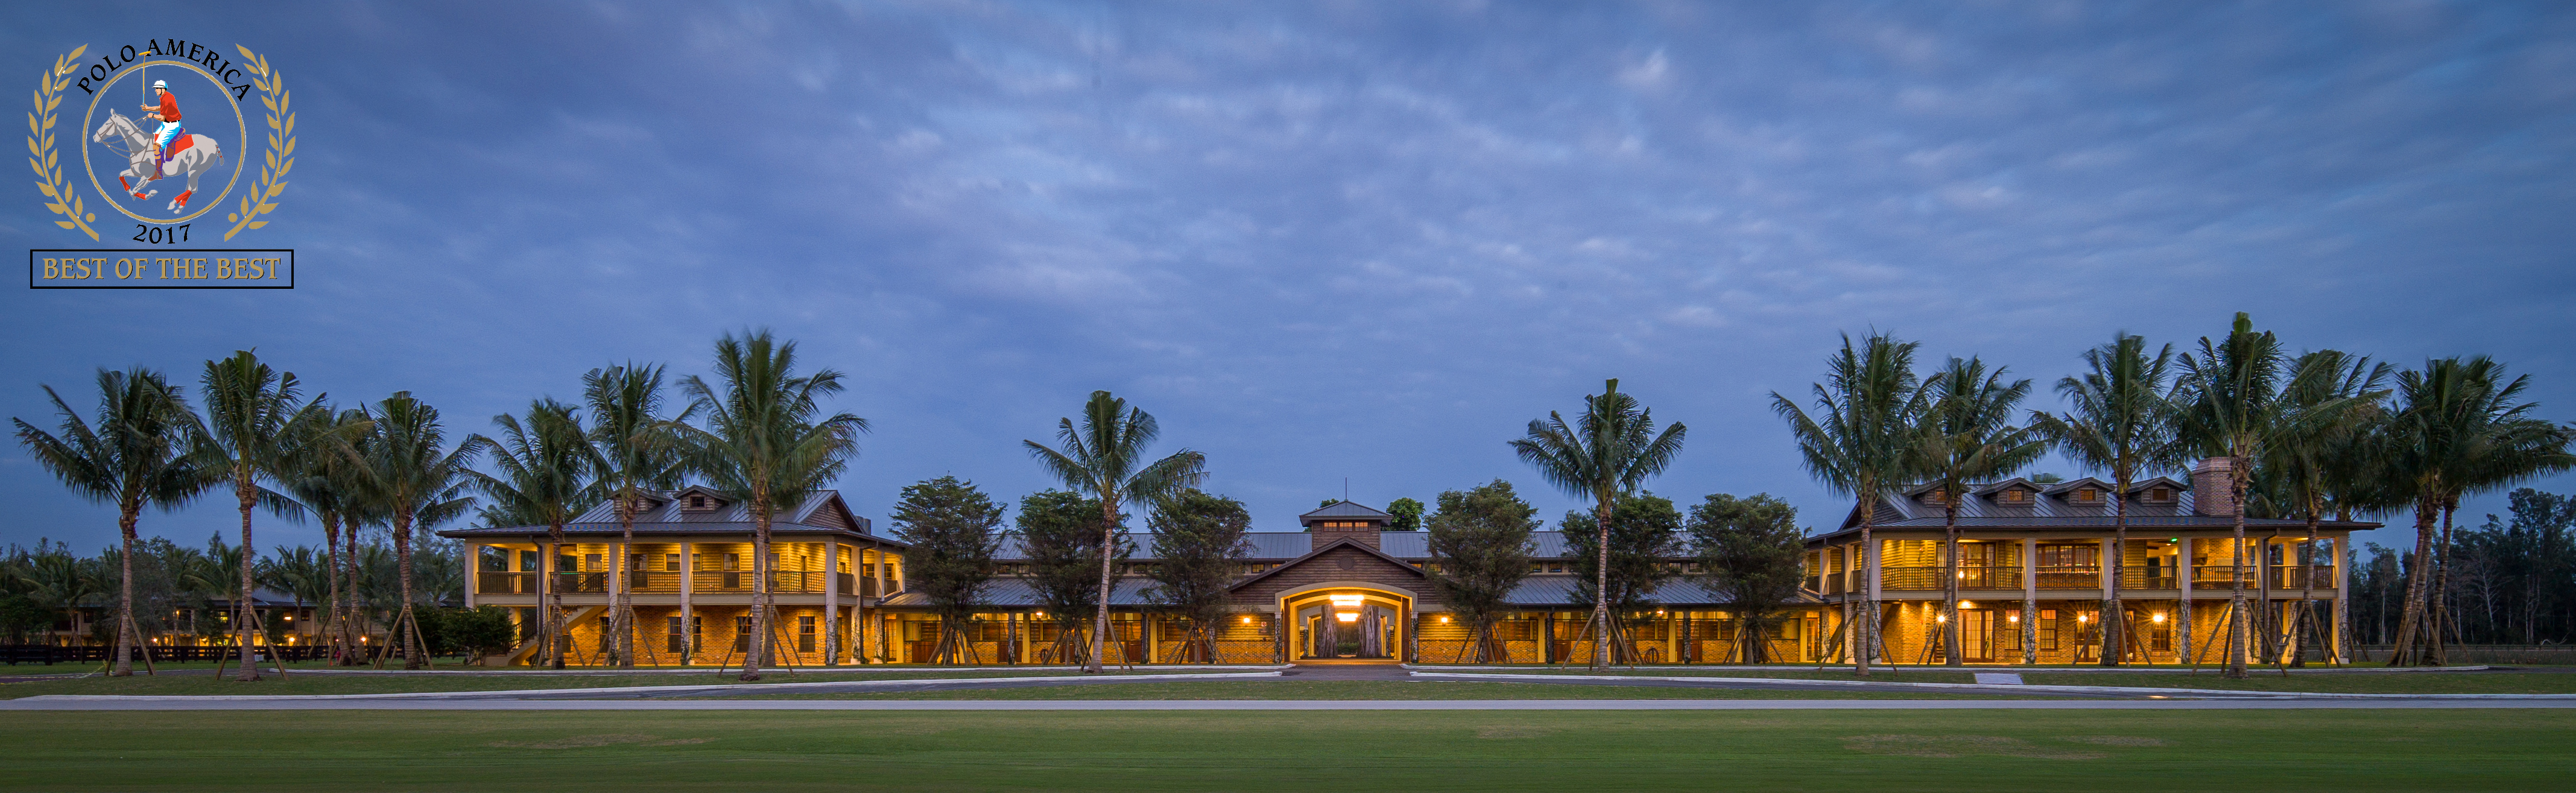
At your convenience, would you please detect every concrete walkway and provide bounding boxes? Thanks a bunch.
[1411,671,2576,700]
[8,697,2575,711]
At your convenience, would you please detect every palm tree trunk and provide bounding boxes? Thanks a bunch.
[340,520,363,665]
[2225,461,2251,678]
[615,497,636,669]
[2431,499,2459,666]
[1592,491,1612,670]
[1943,499,1962,667]
[1856,491,1878,677]
[2389,496,2438,665]
[2106,474,2129,666]
[1089,497,1118,674]
[742,495,771,681]
[322,514,342,665]
[397,509,423,670]
[113,504,138,677]
[234,476,260,682]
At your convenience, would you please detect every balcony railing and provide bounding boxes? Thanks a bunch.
[2270,565,2335,589]
[2119,569,2180,589]
[1878,565,2022,590]
[2036,566,2100,589]
[694,570,826,593]
[2191,565,2258,588]
[477,572,532,595]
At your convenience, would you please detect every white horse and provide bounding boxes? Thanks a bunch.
[92,110,224,213]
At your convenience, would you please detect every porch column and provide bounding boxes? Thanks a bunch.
[2020,537,2037,665]
[1865,538,1883,665]
[1146,614,1159,664]
[823,538,840,666]
[678,541,694,663]
[2177,537,2194,665]
[463,544,478,610]
[2333,537,2350,664]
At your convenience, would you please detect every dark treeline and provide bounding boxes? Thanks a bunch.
[2350,487,2576,647]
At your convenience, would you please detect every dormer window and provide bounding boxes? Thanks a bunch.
[680,493,718,512]
[1997,488,2032,505]
[2072,487,2100,504]
[1922,488,1948,505]
[2144,487,2174,504]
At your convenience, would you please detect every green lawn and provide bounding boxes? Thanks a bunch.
[0,668,1250,699]
[713,680,2026,700]
[4,709,2568,791]
[1451,667,2576,694]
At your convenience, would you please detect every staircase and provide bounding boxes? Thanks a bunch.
[493,604,610,667]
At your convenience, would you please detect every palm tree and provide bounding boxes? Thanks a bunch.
[280,406,374,663]
[2174,314,2372,677]
[1910,357,2043,667]
[359,392,479,669]
[678,331,867,681]
[2030,333,2183,666]
[195,351,324,680]
[1772,333,1926,676]
[2382,358,2575,665]
[13,368,215,675]
[1025,391,1206,673]
[586,363,691,669]
[20,548,105,648]
[2262,350,2390,662]
[467,399,601,668]
[258,545,331,646]
[1512,379,1688,670]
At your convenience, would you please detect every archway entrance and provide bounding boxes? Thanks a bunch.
[1279,586,1413,663]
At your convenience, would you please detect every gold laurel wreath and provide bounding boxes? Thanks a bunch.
[224,45,291,241]
[28,45,99,241]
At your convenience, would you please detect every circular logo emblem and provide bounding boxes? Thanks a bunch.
[31,42,294,241]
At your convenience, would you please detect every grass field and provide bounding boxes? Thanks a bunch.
[4,709,2568,791]
[713,680,2024,700]
[0,668,1250,699]
[1452,667,2576,693]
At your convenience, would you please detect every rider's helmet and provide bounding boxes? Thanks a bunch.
[151,80,168,90]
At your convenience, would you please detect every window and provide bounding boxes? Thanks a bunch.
[2144,487,2174,504]
[1922,488,1948,504]
[2040,609,2059,650]
[2073,487,2101,504]
[798,616,817,652]
[2039,544,2098,569]
[734,615,752,652]
[1548,563,1565,573]
[666,616,685,654]
[689,494,707,509]
[584,553,602,571]
[664,554,680,572]
[1998,488,2031,505]
[725,553,741,572]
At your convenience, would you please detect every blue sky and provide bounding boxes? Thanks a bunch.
[5,1,2572,554]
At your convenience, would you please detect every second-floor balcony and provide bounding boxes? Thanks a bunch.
[476,570,879,596]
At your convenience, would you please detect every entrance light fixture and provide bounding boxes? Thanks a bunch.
[1328,594,1365,605]
[1335,612,1359,623]
[2152,612,2166,624]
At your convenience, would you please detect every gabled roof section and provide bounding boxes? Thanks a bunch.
[1226,536,1426,592]
[1300,500,1394,525]
[1971,478,2042,498]
[452,487,884,542]
[2121,476,2189,496]
[2041,477,2113,497]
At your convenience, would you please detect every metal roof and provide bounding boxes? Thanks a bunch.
[1501,576,1810,607]
[878,577,1163,608]
[1301,500,1394,522]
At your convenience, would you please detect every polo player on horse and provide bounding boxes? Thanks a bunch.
[142,80,183,180]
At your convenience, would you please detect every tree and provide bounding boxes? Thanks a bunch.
[13,368,215,675]
[2030,333,2183,666]
[1014,490,1124,664]
[363,392,480,669]
[2382,357,2575,666]
[466,398,598,668]
[1772,333,1926,675]
[677,330,867,681]
[2259,349,2391,663]
[1689,493,1805,663]
[584,362,691,669]
[2174,313,2370,677]
[1910,356,2044,667]
[1512,378,1687,669]
[1386,498,1425,531]
[1423,481,1537,663]
[1024,391,1206,673]
[195,350,323,680]
[280,407,375,663]
[1145,490,1253,663]
[1557,493,1684,663]
[888,476,1005,664]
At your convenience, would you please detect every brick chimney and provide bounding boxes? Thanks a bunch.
[2190,457,2237,517]
[1311,525,1381,552]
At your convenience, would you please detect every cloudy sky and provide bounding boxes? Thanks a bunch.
[4,1,2572,554]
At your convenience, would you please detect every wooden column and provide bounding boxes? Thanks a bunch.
[2177,537,2194,665]
[678,541,694,663]
[2020,537,2037,665]
[822,538,840,666]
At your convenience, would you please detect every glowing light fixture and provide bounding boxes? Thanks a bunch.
[1959,601,1975,610]
[1241,616,1254,624]
[1936,613,1948,624]
[2008,614,2019,624]
[1328,594,1365,606]
[2151,612,2167,624]
[1335,612,1359,623]
[1438,616,1451,624]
